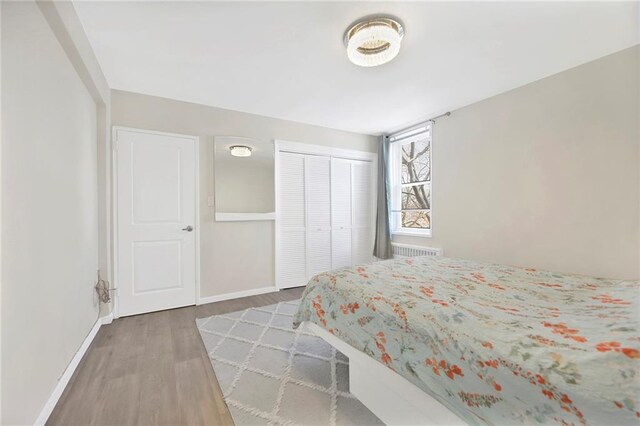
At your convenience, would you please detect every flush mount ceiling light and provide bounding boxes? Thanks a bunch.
[344,16,404,67]
[229,145,252,157]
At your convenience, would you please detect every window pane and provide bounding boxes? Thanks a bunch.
[401,184,430,210]
[401,139,430,184]
[401,210,431,229]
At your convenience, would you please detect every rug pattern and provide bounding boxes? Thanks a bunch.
[196,300,383,426]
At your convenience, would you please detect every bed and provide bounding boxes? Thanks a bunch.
[293,256,640,425]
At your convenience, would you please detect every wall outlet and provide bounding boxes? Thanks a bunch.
[207,196,214,207]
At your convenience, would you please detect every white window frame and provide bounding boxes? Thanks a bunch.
[389,122,433,237]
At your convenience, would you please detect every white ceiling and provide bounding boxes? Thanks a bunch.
[74,1,638,135]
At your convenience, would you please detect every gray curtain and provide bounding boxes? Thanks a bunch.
[373,135,393,259]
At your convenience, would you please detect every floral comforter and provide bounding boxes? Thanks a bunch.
[293,256,640,425]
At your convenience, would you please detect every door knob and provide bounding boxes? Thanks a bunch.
[182,225,194,232]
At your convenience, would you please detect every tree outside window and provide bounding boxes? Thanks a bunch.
[390,124,432,235]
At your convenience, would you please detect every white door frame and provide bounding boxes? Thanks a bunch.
[274,139,377,290]
[112,126,200,319]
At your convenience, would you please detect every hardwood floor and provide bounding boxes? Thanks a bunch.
[47,288,305,426]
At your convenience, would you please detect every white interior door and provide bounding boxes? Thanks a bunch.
[331,158,352,269]
[306,155,332,278]
[277,152,307,289]
[116,128,197,317]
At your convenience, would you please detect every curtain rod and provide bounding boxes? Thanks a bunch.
[388,111,451,141]
[428,111,452,122]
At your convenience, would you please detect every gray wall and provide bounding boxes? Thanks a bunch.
[215,160,275,213]
[111,90,377,298]
[395,46,639,280]
[1,1,100,423]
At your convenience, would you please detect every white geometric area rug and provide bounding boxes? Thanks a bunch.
[196,300,383,426]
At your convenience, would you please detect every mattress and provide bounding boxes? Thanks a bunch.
[293,256,640,425]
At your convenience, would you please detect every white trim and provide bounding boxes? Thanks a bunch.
[111,126,200,319]
[275,139,377,162]
[194,137,202,311]
[303,322,464,426]
[197,286,278,306]
[388,124,430,144]
[113,126,198,142]
[274,140,281,289]
[34,314,111,426]
[100,312,114,325]
[215,212,275,222]
[111,128,119,318]
[392,229,432,238]
[303,155,311,285]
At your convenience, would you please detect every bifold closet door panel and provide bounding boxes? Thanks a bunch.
[306,155,331,229]
[331,158,352,268]
[305,155,332,278]
[331,158,352,228]
[278,152,307,288]
[279,152,306,228]
[352,160,373,226]
[351,160,374,264]
[279,230,307,288]
[332,228,352,269]
[308,230,332,277]
[352,227,373,265]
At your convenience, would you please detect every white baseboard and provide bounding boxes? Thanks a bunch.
[197,286,278,305]
[34,313,112,425]
[100,312,114,325]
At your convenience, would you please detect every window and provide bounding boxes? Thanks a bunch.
[390,123,432,236]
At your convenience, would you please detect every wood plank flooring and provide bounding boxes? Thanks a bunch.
[47,288,305,426]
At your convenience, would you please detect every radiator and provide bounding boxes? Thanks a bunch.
[391,243,443,258]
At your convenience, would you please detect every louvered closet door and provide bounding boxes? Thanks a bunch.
[306,155,332,278]
[352,160,374,265]
[278,152,307,289]
[331,158,352,269]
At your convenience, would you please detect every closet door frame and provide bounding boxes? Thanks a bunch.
[275,140,377,290]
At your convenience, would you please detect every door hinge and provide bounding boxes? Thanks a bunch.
[113,139,119,151]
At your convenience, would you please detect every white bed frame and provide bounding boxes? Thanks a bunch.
[303,322,466,426]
